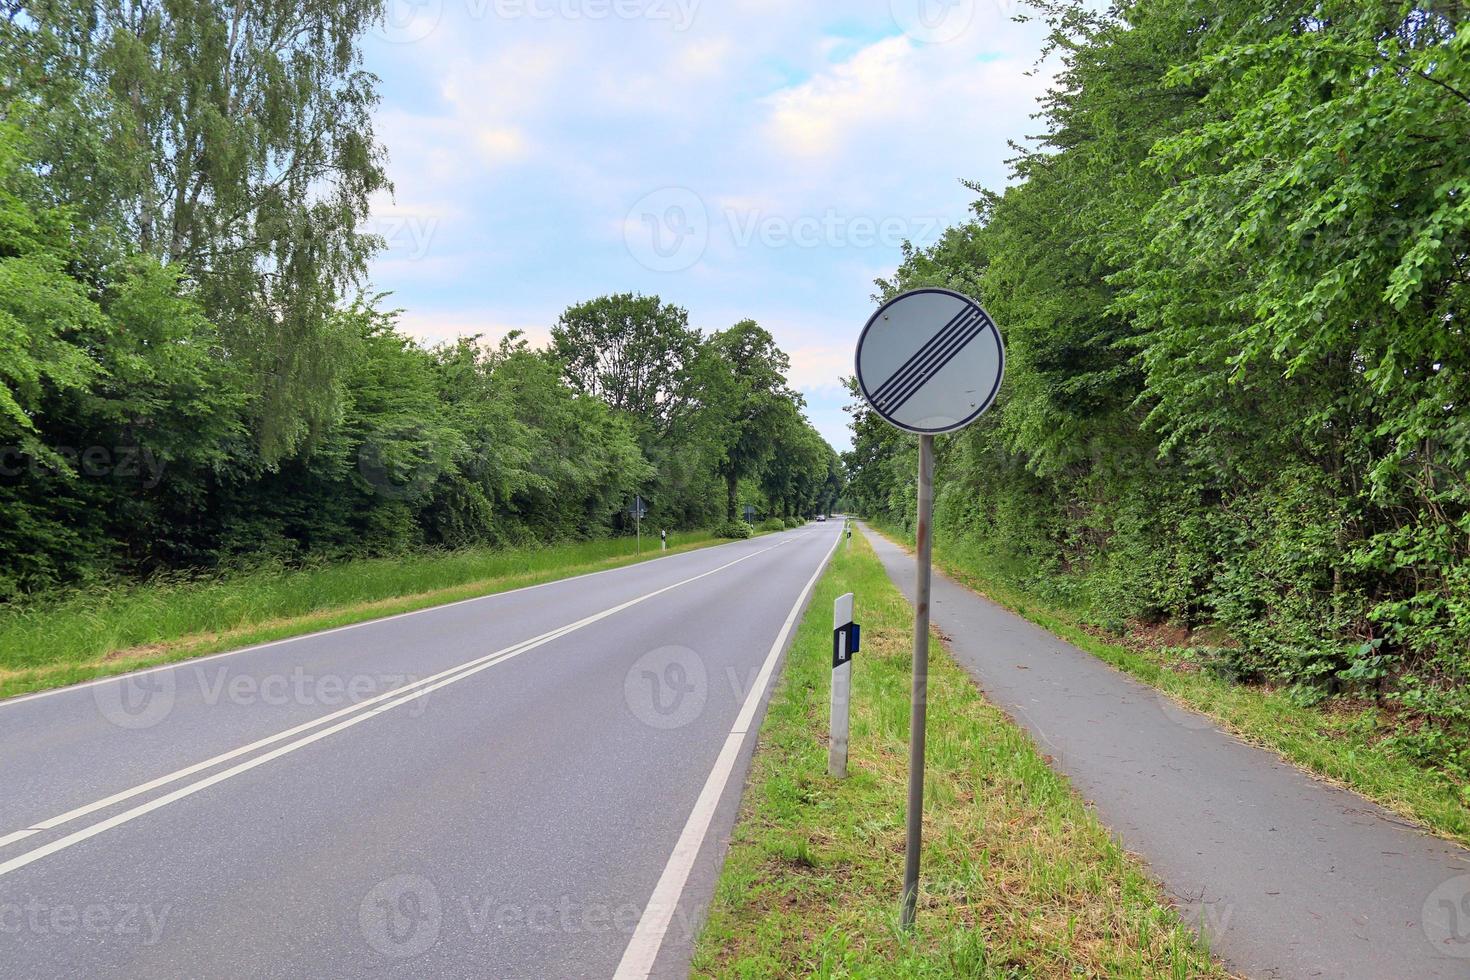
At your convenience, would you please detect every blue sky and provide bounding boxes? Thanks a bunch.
[359,0,1053,450]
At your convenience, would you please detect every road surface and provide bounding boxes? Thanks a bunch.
[0,523,841,978]
[865,524,1470,979]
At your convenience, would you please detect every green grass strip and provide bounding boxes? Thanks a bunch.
[0,532,724,699]
[693,530,1221,978]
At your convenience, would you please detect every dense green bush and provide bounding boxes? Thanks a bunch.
[758,517,787,532]
[847,0,1470,773]
[714,521,754,539]
[786,517,805,529]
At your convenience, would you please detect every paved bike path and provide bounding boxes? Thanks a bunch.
[864,524,1470,979]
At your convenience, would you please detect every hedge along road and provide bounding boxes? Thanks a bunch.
[862,523,1470,979]
[0,521,842,979]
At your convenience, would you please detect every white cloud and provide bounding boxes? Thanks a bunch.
[765,36,914,159]
[787,343,853,396]
[762,33,1049,170]
[475,125,531,164]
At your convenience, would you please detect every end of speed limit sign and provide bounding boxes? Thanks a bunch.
[855,288,1003,434]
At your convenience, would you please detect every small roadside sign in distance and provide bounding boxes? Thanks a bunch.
[854,287,1004,435]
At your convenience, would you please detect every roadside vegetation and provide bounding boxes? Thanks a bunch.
[845,1,1470,819]
[0,6,839,643]
[694,531,1222,978]
[0,531,734,699]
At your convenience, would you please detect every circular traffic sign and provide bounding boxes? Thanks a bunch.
[854,288,1004,434]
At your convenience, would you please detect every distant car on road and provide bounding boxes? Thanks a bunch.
[816,514,826,522]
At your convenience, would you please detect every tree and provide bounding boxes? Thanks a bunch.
[707,320,802,521]
[0,121,246,588]
[3,0,390,460]
[759,412,830,519]
[551,294,700,430]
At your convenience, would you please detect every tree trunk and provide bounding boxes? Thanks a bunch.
[726,472,738,521]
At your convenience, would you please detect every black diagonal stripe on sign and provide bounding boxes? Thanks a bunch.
[869,308,976,405]
[876,314,984,411]
[875,316,983,411]
[883,317,987,414]
[868,308,978,405]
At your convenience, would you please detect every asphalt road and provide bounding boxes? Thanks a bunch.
[0,523,841,979]
[865,524,1470,979]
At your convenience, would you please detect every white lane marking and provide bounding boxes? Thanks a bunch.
[0,535,809,873]
[0,828,39,849]
[614,527,842,978]
[0,531,793,710]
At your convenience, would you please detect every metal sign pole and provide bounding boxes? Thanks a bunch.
[851,287,1002,932]
[901,433,934,929]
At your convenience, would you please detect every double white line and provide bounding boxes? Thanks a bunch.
[0,533,810,880]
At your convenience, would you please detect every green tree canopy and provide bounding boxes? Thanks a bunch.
[4,0,390,459]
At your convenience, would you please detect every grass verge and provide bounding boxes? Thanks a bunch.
[693,529,1223,978]
[867,522,1470,848]
[0,531,723,700]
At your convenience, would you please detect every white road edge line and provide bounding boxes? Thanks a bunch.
[613,527,843,979]
[0,530,798,710]
[0,534,807,874]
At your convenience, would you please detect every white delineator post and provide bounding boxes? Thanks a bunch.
[829,592,858,778]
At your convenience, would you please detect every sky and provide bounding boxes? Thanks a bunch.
[359,0,1055,451]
